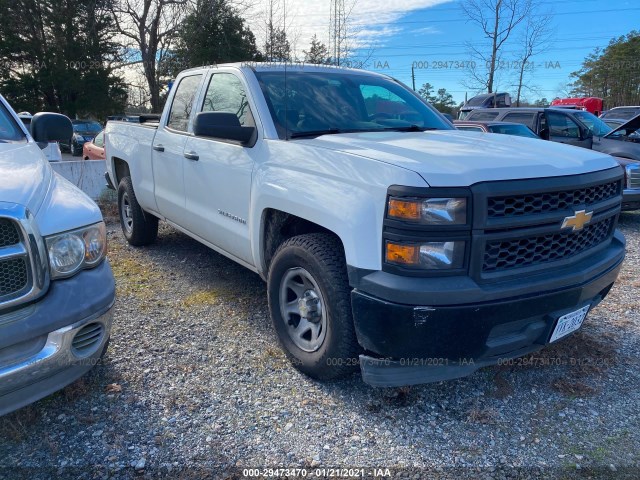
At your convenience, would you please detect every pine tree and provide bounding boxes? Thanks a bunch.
[303,34,330,64]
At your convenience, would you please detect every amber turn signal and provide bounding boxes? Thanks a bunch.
[385,242,419,265]
[388,198,421,221]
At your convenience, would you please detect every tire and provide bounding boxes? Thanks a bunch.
[117,176,158,246]
[267,233,360,380]
[71,142,80,156]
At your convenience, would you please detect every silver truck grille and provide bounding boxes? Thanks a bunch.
[628,164,640,189]
[0,204,49,310]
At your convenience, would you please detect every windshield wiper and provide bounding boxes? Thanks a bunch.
[289,128,350,139]
[382,125,437,132]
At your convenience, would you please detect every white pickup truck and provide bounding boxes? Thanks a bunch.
[0,96,114,415]
[105,64,625,387]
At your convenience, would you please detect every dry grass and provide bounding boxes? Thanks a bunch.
[181,289,220,307]
[467,405,499,425]
[0,406,40,441]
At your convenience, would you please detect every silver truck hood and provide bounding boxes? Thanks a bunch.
[300,130,620,186]
[0,143,51,212]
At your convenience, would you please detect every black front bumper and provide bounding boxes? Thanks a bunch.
[350,231,625,387]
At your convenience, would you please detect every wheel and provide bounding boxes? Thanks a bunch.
[71,142,81,156]
[267,233,360,380]
[117,176,158,246]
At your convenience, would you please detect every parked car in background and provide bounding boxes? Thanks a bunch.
[551,97,603,116]
[60,120,103,156]
[0,95,115,416]
[83,130,105,160]
[465,107,640,210]
[458,92,511,119]
[600,106,640,121]
[454,120,539,138]
[16,112,63,162]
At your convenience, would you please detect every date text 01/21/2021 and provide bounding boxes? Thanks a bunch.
[242,468,392,478]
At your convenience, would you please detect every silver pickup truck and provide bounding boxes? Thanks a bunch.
[0,95,115,416]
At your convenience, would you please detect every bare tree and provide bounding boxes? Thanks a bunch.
[461,0,532,93]
[262,0,298,61]
[513,10,553,106]
[111,0,187,112]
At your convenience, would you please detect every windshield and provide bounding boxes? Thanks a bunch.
[573,111,612,137]
[0,103,26,142]
[488,124,538,138]
[255,71,452,139]
[73,122,102,133]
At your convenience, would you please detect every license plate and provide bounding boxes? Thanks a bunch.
[550,305,590,343]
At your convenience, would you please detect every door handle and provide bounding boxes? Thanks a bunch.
[153,144,165,152]
[184,151,199,161]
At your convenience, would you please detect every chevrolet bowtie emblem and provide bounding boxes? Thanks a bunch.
[561,210,593,231]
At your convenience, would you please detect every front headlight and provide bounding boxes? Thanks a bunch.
[46,223,107,278]
[388,197,467,225]
[385,240,466,270]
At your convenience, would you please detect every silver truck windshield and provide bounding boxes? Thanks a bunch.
[0,103,26,142]
[255,70,452,139]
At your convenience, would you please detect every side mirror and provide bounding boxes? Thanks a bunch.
[193,112,255,145]
[30,112,73,143]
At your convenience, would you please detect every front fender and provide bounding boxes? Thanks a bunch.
[250,141,426,275]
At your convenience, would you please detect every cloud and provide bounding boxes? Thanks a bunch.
[410,26,442,35]
[246,0,454,56]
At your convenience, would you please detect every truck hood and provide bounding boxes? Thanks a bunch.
[0,142,51,212]
[604,113,640,138]
[299,130,620,186]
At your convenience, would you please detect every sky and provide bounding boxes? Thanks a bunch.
[247,0,640,105]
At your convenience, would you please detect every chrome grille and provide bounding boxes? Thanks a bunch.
[483,217,614,272]
[487,181,620,218]
[628,164,640,189]
[0,205,48,310]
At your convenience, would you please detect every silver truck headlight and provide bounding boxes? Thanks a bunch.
[46,222,107,278]
[388,197,467,225]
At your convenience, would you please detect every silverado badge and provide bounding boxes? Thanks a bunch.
[561,210,593,231]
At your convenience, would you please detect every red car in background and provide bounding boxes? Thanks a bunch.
[82,130,105,160]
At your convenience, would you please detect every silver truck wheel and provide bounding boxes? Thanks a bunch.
[268,233,361,380]
[279,267,328,352]
[120,191,134,235]
[117,176,158,246]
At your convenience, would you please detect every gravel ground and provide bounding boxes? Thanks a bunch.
[1,211,639,480]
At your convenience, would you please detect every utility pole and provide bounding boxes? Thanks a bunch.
[411,65,415,91]
[329,0,346,66]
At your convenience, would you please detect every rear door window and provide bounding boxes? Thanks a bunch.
[467,111,500,121]
[502,112,536,129]
[167,74,203,132]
